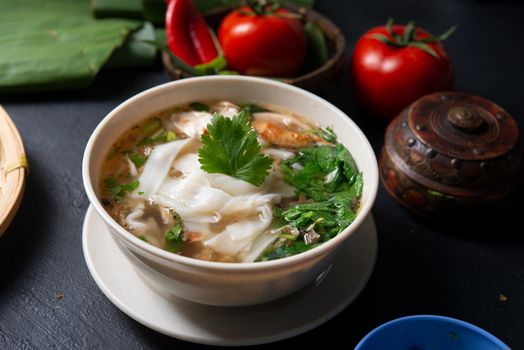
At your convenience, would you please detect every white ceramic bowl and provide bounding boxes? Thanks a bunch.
[82,76,378,307]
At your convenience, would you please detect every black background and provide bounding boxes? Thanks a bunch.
[1,0,523,348]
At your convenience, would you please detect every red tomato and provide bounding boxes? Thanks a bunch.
[218,6,307,77]
[350,22,454,120]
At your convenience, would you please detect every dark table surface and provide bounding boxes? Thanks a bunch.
[1,0,523,349]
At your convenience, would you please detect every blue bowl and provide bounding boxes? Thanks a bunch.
[355,315,510,350]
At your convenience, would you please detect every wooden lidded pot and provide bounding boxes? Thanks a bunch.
[379,92,523,220]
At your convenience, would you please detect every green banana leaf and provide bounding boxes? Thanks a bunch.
[105,22,157,68]
[91,0,144,19]
[142,0,166,26]
[0,0,142,93]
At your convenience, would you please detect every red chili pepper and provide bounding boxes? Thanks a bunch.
[165,0,218,66]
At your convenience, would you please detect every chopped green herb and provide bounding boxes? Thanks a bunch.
[307,126,337,143]
[276,192,358,238]
[259,142,363,261]
[138,191,144,195]
[189,102,209,112]
[139,235,148,242]
[259,240,318,261]
[128,152,147,167]
[240,103,269,118]
[103,177,140,202]
[141,118,162,136]
[164,223,183,253]
[106,148,118,160]
[166,131,176,141]
[279,233,297,241]
[280,144,359,201]
[137,129,175,146]
[198,112,273,186]
[137,136,155,146]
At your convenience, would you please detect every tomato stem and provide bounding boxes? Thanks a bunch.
[243,0,280,16]
[373,18,456,58]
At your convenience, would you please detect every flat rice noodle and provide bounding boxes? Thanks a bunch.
[262,166,296,198]
[125,203,162,246]
[152,172,231,223]
[238,230,280,263]
[126,157,138,177]
[262,147,296,160]
[206,174,258,196]
[204,204,273,257]
[172,153,200,175]
[136,138,191,197]
[220,193,280,216]
[134,132,290,262]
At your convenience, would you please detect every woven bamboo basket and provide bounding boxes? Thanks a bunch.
[0,106,27,237]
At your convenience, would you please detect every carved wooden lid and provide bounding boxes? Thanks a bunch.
[409,92,518,161]
[384,92,522,199]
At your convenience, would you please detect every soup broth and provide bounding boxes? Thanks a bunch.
[99,101,363,263]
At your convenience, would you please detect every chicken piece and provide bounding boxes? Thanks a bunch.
[252,112,326,148]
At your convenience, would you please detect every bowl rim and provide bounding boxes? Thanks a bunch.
[82,75,378,271]
[355,315,510,350]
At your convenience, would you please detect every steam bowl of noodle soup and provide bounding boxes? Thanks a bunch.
[82,76,378,306]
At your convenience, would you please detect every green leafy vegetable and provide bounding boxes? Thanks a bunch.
[260,240,318,261]
[307,126,337,143]
[103,177,139,202]
[259,142,363,261]
[141,118,162,135]
[276,190,360,238]
[137,129,175,146]
[240,103,269,118]
[280,144,359,201]
[91,0,143,19]
[139,234,148,242]
[0,0,142,93]
[164,223,183,253]
[104,22,157,68]
[128,152,146,167]
[198,112,273,186]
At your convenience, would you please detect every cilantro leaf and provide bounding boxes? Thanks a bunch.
[258,142,363,261]
[164,223,183,253]
[103,177,139,202]
[198,112,273,186]
[137,130,176,146]
[280,144,359,201]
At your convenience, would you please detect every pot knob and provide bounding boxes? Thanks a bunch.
[379,91,523,220]
[447,106,485,133]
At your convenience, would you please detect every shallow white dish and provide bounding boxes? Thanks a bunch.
[83,206,378,346]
